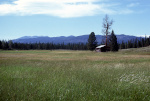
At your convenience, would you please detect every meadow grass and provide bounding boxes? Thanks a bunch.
[0,48,150,101]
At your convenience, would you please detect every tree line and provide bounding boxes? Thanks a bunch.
[0,35,149,51]
[0,40,88,50]
[119,36,150,49]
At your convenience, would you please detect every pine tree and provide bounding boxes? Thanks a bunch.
[8,40,13,50]
[138,40,142,48]
[2,41,9,50]
[87,32,97,51]
[145,37,149,46]
[133,38,137,48]
[0,40,2,49]
[149,36,150,45]
[109,30,119,51]
[121,41,125,49]
[142,38,145,47]
[127,40,133,48]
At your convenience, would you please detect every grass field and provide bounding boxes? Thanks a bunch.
[0,47,150,101]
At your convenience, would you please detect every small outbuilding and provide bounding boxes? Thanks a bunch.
[95,45,110,52]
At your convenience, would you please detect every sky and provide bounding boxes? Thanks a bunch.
[0,0,150,40]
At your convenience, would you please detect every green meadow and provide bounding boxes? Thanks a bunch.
[0,47,150,101]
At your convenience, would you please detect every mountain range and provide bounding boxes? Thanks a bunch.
[12,34,141,44]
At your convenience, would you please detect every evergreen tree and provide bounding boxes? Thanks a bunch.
[109,30,119,51]
[120,41,125,49]
[138,40,142,48]
[142,38,145,47]
[0,39,88,50]
[127,40,133,48]
[145,37,149,46]
[0,40,2,49]
[2,40,9,50]
[149,36,150,45]
[8,40,13,50]
[87,32,97,51]
[133,38,137,48]
[125,42,128,49]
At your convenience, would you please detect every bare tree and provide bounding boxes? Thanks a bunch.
[102,15,113,46]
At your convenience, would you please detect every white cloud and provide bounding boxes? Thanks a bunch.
[0,0,100,17]
[0,0,135,17]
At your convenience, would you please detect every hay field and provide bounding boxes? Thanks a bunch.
[0,48,150,101]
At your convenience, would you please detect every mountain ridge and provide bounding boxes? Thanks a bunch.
[12,34,141,44]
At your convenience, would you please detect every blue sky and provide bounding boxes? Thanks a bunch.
[0,0,150,40]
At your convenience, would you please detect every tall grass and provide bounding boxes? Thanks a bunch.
[0,49,150,101]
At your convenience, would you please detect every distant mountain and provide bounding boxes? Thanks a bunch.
[12,34,141,44]
[18,36,40,39]
[116,34,141,43]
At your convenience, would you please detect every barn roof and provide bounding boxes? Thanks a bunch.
[96,45,106,48]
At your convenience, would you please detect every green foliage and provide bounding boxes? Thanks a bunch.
[138,40,142,48]
[109,30,119,51]
[0,40,88,50]
[0,40,2,49]
[120,41,125,49]
[119,37,150,49]
[87,32,97,51]
[2,40,9,50]
[145,37,150,46]
[8,40,13,50]
[133,38,138,48]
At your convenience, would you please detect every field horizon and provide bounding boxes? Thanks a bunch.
[0,46,150,101]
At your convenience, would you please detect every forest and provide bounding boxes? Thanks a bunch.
[0,36,150,51]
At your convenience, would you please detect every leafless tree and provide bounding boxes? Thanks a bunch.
[102,15,113,46]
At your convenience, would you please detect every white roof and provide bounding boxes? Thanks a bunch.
[96,45,106,48]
